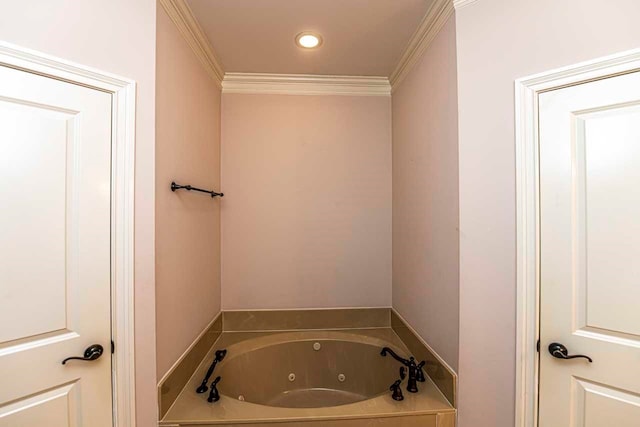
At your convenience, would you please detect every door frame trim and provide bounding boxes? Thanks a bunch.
[514,48,640,427]
[0,41,137,427]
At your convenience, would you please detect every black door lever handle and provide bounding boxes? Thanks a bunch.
[62,344,104,365]
[548,342,593,363]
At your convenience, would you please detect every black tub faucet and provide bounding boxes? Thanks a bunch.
[196,349,227,394]
[381,347,425,393]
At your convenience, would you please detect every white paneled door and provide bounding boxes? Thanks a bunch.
[0,63,113,426]
[538,71,640,426]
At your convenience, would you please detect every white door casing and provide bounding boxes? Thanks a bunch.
[538,70,640,426]
[515,49,640,427]
[0,42,136,426]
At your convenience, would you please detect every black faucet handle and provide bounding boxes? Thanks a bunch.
[207,376,221,403]
[390,379,404,401]
[399,366,406,380]
[215,349,227,361]
[416,360,426,382]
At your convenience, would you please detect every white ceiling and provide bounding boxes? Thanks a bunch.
[185,0,435,77]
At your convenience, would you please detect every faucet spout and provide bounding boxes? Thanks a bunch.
[196,349,227,394]
[380,347,410,365]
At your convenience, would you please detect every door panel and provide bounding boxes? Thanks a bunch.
[539,71,640,426]
[0,383,79,427]
[579,105,640,338]
[0,63,112,426]
[0,99,73,343]
[573,378,640,427]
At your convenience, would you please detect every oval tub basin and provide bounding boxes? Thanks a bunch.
[217,338,400,408]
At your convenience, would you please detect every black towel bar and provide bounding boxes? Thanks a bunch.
[171,181,224,198]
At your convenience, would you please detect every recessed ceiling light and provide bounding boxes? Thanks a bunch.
[295,32,322,49]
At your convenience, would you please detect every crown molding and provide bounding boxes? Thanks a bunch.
[389,0,455,91]
[222,73,391,96]
[159,0,471,93]
[453,0,480,10]
[158,0,224,86]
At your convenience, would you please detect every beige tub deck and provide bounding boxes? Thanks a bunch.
[160,329,454,426]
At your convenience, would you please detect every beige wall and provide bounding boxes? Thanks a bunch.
[155,7,222,379]
[392,17,459,371]
[0,1,157,425]
[455,1,640,426]
[221,94,392,309]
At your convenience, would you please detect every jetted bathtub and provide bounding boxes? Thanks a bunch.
[161,330,455,426]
